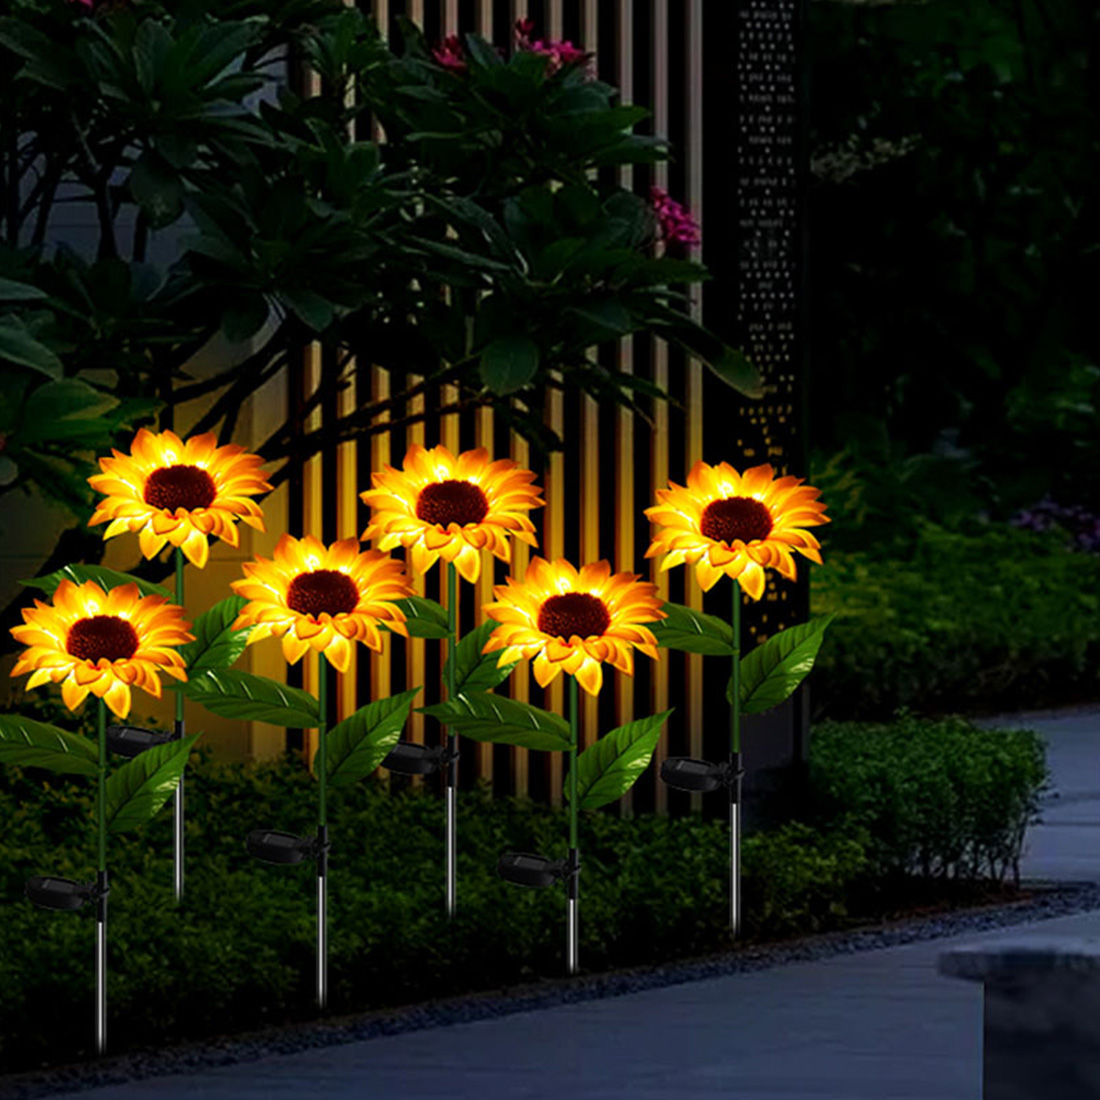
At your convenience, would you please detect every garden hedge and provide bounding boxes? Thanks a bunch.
[0,710,1046,1073]
[812,523,1100,719]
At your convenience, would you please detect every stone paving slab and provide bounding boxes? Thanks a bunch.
[43,911,1100,1100]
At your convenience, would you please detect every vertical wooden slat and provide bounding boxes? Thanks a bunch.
[579,0,600,753]
[303,343,323,768]
[474,0,496,784]
[509,422,532,797]
[545,0,564,803]
[508,0,531,802]
[614,0,637,812]
[650,0,671,813]
[405,379,427,751]
[685,0,705,811]
[336,363,359,723]
[370,368,392,705]
[547,0,562,41]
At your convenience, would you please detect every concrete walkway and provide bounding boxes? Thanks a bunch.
[980,707,1100,885]
[47,708,1100,1100]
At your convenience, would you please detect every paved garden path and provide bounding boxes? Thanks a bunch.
[47,707,1100,1100]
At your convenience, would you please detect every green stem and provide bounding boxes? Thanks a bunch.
[174,548,184,731]
[318,653,328,826]
[568,674,578,851]
[97,698,107,873]
[730,579,741,755]
[445,562,457,710]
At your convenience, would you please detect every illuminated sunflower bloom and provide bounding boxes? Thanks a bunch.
[231,535,413,672]
[644,461,829,600]
[10,580,192,719]
[482,557,665,696]
[360,444,543,583]
[88,429,272,569]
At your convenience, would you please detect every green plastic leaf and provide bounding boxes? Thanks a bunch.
[649,602,736,656]
[445,621,518,694]
[382,595,452,639]
[420,691,571,751]
[480,335,540,395]
[106,733,202,834]
[180,670,319,727]
[566,710,673,810]
[325,688,419,786]
[21,564,171,600]
[734,615,835,714]
[0,714,98,776]
[180,596,253,674]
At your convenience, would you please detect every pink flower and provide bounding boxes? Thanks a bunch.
[650,186,701,248]
[432,34,467,73]
[514,18,592,77]
[67,0,95,7]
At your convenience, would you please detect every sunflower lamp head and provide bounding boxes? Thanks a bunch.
[246,829,325,866]
[106,724,174,758]
[660,756,742,794]
[25,875,103,912]
[383,740,460,776]
[498,850,580,889]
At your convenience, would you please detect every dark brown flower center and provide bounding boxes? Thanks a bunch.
[415,479,489,528]
[67,616,139,663]
[143,465,217,512]
[700,497,773,545]
[286,570,360,618]
[538,593,610,640]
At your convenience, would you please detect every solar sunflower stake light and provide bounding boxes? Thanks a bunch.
[88,428,272,903]
[424,557,671,975]
[361,444,544,918]
[645,461,831,937]
[2,579,199,1056]
[170,534,417,1010]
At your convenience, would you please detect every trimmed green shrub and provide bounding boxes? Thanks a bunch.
[808,713,1048,886]
[0,750,867,1073]
[812,523,1100,719]
[0,707,1047,1072]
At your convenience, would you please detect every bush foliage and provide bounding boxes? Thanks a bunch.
[812,523,1100,719]
[808,713,1047,888]
[0,708,1047,1073]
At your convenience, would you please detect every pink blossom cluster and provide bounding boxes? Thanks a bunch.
[432,34,467,73]
[514,18,590,76]
[650,186,701,248]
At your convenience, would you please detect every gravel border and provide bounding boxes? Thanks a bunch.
[4,879,1100,1100]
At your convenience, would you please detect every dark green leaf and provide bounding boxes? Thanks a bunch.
[325,688,419,786]
[0,317,62,378]
[180,596,253,674]
[106,733,202,834]
[734,615,835,714]
[180,670,319,727]
[382,595,452,639]
[445,621,518,694]
[480,335,540,395]
[464,33,502,69]
[420,690,571,751]
[129,152,184,229]
[21,565,171,600]
[0,714,98,777]
[567,710,673,809]
[649,602,736,656]
[0,278,48,302]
